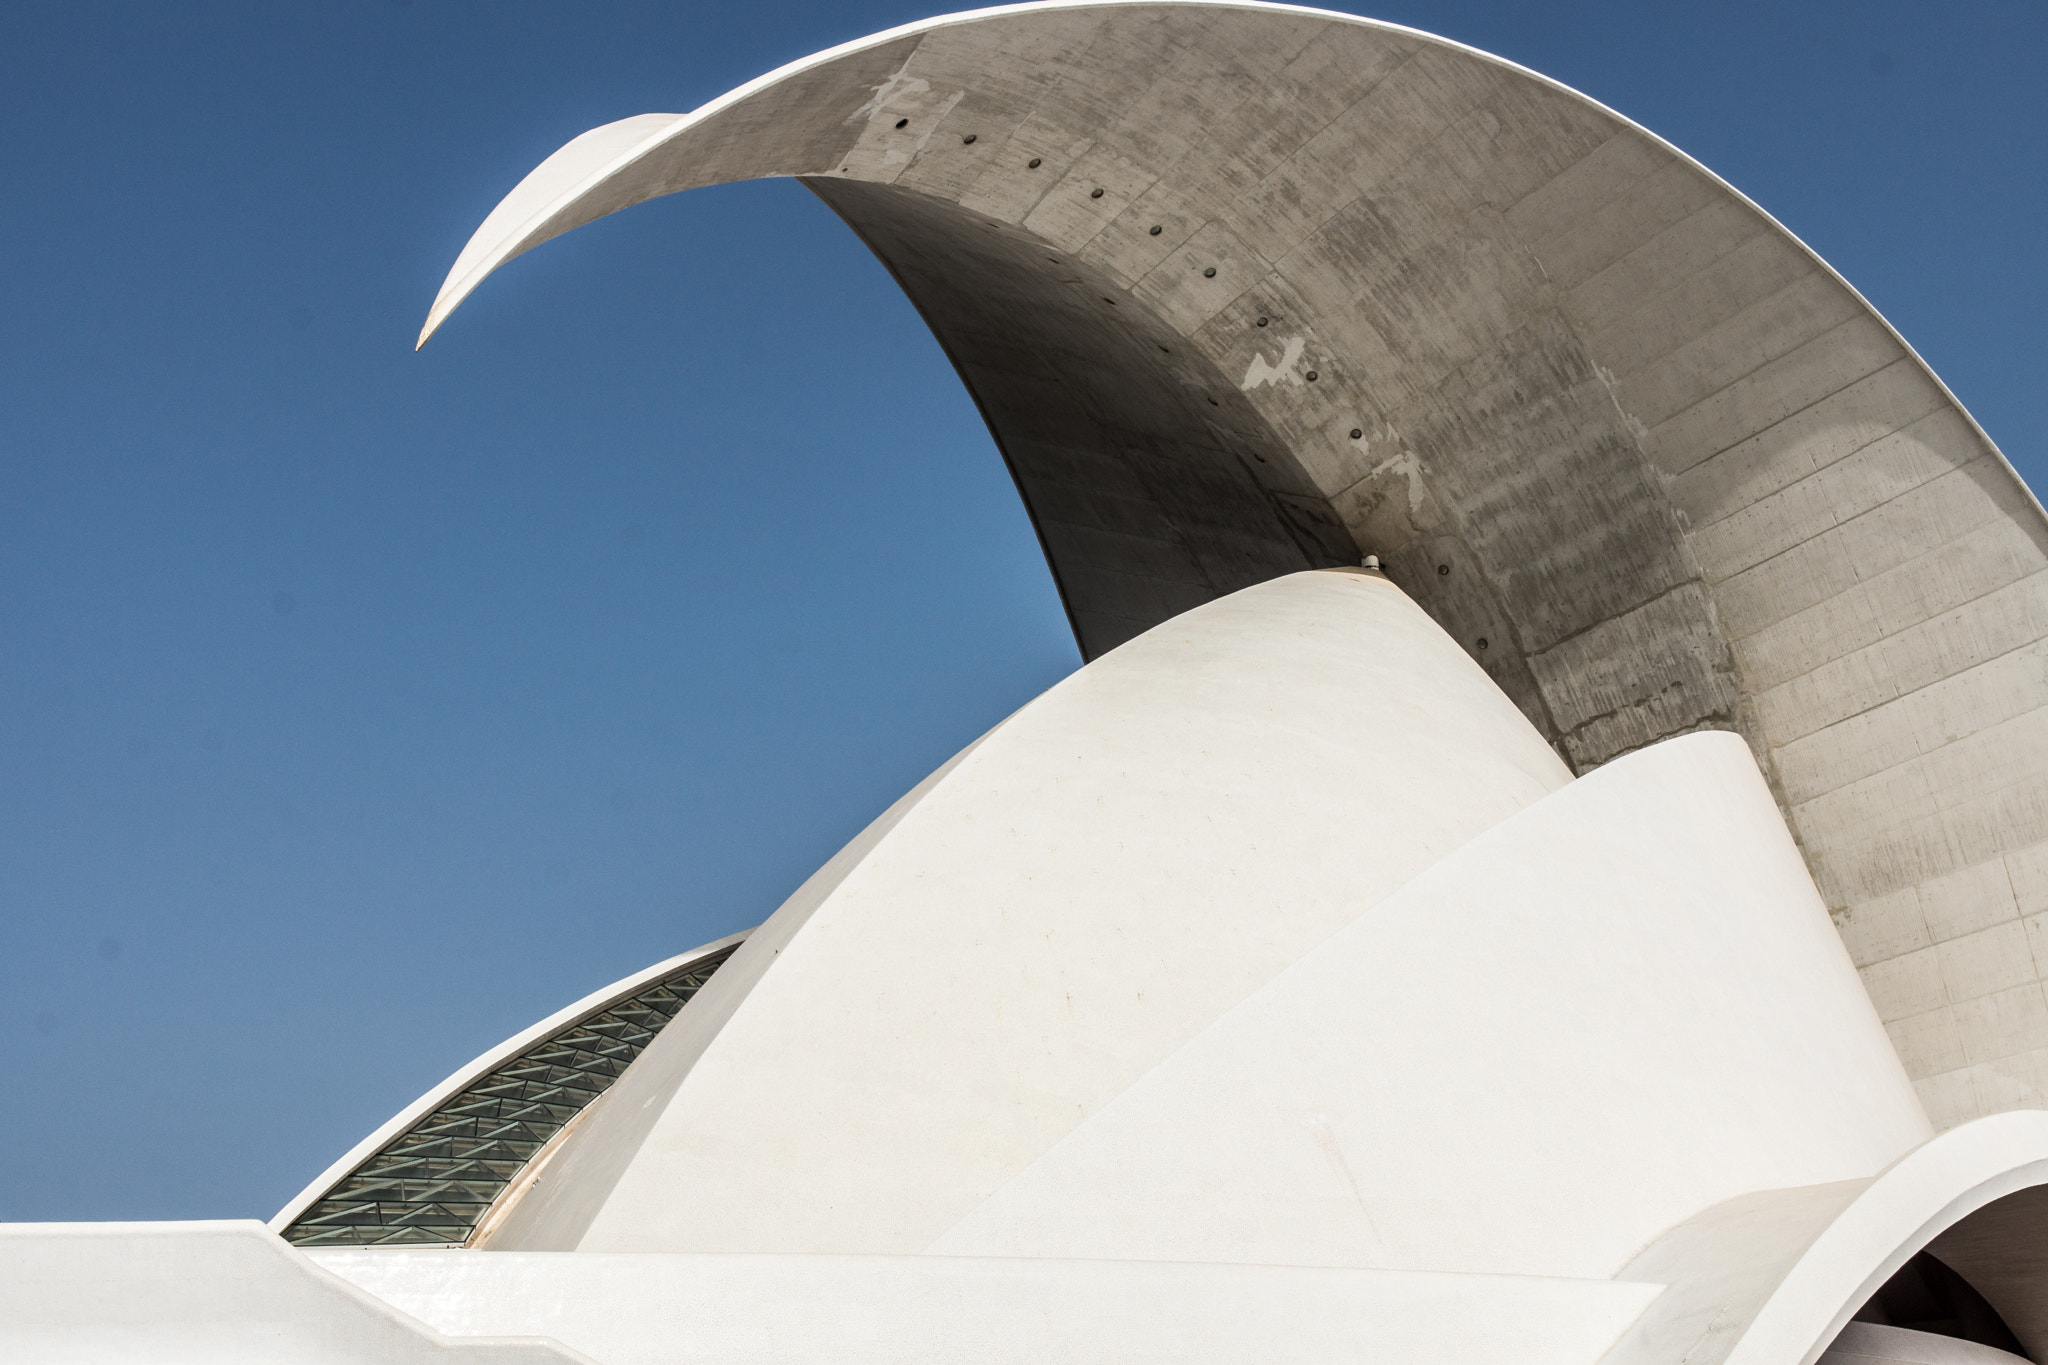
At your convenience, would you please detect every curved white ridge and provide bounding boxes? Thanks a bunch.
[926,730,1929,1276]
[1588,1113,2048,1365]
[1723,1111,2048,1365]
[421,3,1411,346]
[511,569,1573,1252]
[1924,1184,2048,1361]
[419,112,687,347]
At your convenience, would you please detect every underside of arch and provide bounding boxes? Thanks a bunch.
[806,176,1353,655]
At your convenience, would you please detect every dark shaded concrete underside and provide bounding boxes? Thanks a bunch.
[809,177,1354,655]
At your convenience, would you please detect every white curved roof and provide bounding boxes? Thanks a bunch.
[925,727,1925,1276]
[294,572,2048,1364]
[484,569,1576,1251]
[418,0,2048,1128]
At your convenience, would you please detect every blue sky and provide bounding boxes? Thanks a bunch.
[2,1,2041,1221]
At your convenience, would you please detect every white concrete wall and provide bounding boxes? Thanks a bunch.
[507,568,1572,1251]
[300,721,1991,1365]
[313,1248,1659,1365]
[1604,1180,1877,1365]
[927,731,1929,1277]
[0,1221,585,1364]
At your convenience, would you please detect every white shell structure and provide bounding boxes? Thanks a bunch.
[9,5,2048,1365]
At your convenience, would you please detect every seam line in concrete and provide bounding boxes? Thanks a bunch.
[1679,360,1937,537]
[1648,315,1899,478]
[1758,586,2048,750]
[1708,456,2006,617]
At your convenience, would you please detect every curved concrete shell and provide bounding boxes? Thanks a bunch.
[925,729,1926,1276]
[14,9,2048,1365]
[422,1,2048,1126]
[485,569,1574,1253]
[283,574,2044,1365]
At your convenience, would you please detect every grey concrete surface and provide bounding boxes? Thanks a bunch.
[423,2,2048,1127]
[1823,1323,2031,1365]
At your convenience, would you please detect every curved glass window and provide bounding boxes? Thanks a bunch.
[282,945,736,1247]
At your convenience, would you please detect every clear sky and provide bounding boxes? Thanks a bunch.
[2,0,2041,1222]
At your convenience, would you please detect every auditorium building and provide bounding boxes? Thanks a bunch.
[11,5,2048,1364]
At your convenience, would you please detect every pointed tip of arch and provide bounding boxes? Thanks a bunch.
[415,110,692,349]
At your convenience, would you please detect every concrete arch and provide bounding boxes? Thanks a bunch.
[1734,1112,2048,1365]
[419,1,2048,1125]
[1600,1111,2048,1365]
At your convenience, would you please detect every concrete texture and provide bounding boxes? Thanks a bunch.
[1822,1323,2031,1365]
[422,1,2048,1127]
[1926,1184,2048,1361]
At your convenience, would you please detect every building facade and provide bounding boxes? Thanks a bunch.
[8,5,2047,1363]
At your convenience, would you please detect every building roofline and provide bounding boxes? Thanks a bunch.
[267,931,750,1235]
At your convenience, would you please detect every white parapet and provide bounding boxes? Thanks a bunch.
[312,1248,1661,1365]
[0,1221,586,1364]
